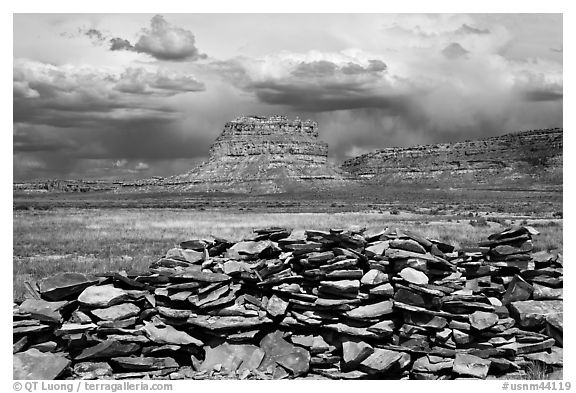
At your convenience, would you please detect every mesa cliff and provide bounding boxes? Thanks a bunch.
[144,115,348,193]
[341,128,563,187]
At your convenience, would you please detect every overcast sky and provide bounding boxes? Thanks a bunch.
[13,13,562,181]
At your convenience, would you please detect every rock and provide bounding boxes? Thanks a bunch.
[502,275,533,305]
[346,300,394,320]
[18,299,67,323]
[38,272,99,301]
[359,348,403,374]
[369,283,395,297]
[55,323,98,335]
[399,267,429,285]
[142,321,203,346]
[532,284,563,300]
[73,362,114,379]
[165,248,204,264]
[266,295,289,317]
[453,353,491,379]
[307,251,335,264]
[78,285,129,307]
[201,343,265,372]
[319,280,360,297]
[342,340,374,367]
[365,241,389,257]
[187,315,272,331]
[360,269,388,286]
[171,269,231,283]
[13,349,71,379]
[91,303,140,321]
[226,241,273,259]
[157,306,193,319]
[546,313,563,346]
[180,239,207,251]
[509,300,563,329]
[111,356,179,371]
[412,355,454,373]
[75,340,140,361]
[469,311,499,331]
[222,260,250,275]
[390,239,426,254]
[524,347,563,366]
[259,331,310,376]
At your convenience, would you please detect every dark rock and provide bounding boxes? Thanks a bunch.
[38,272,98,301]
[171,269,231,283]
[390,239,427,254]
[187,315,272,331]
[75,340,140,361]
[111,356,178,371]
[18,299,67,323]
[342,340,374,367]
[546,313,563,346]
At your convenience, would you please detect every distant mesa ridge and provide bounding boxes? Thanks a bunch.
[13,119,563,194]
[341,128,563,186]
[154,115,345,193]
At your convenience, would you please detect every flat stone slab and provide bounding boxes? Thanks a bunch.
[142,321,203,346]
[171,269,231,283]
[399,267,429,285]
[453,353,491,379]
[188,315,272,331]
[226,241,272,258]
[412,355,454,373]
[469,311,499,331]
[342,340,374,367]
[259,331,310,377]
[201,343,265,373]
[510,300,563,329]
[14,348,71,380]
[111,356,179,371]
[75,340,141,361]
[359,348,403,374]
[18,299,67,323]
[91,303,140,321]
[266,295,289,317]
[360,269,388,286]
[38,272,98,301]
[346,300,394,320]
[78,285,129,307]
[73,362,113,379]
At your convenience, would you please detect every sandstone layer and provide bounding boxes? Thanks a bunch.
[341,128,563,186]
[155,115,347,193]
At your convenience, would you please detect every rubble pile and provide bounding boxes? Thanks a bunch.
[13,225,563,380]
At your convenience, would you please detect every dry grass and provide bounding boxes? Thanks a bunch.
[13,208,563,301]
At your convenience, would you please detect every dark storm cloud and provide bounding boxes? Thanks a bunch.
[110,37,135,51]
[521,89,563,102]
[251,81,413,113]
[115,68,205,95]
[214,57,395,112]
[13,59,211,179]
[442,42,469,59]
[456,24,490,35]
[107,15,207,61]
[85,28,105,42]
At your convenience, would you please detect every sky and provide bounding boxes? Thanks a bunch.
[13,13,563,181]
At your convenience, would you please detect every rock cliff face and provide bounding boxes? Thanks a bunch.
[341,128,563,186]
[157,115,347,193]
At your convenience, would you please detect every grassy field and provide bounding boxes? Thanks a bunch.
[12,207,562,301]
